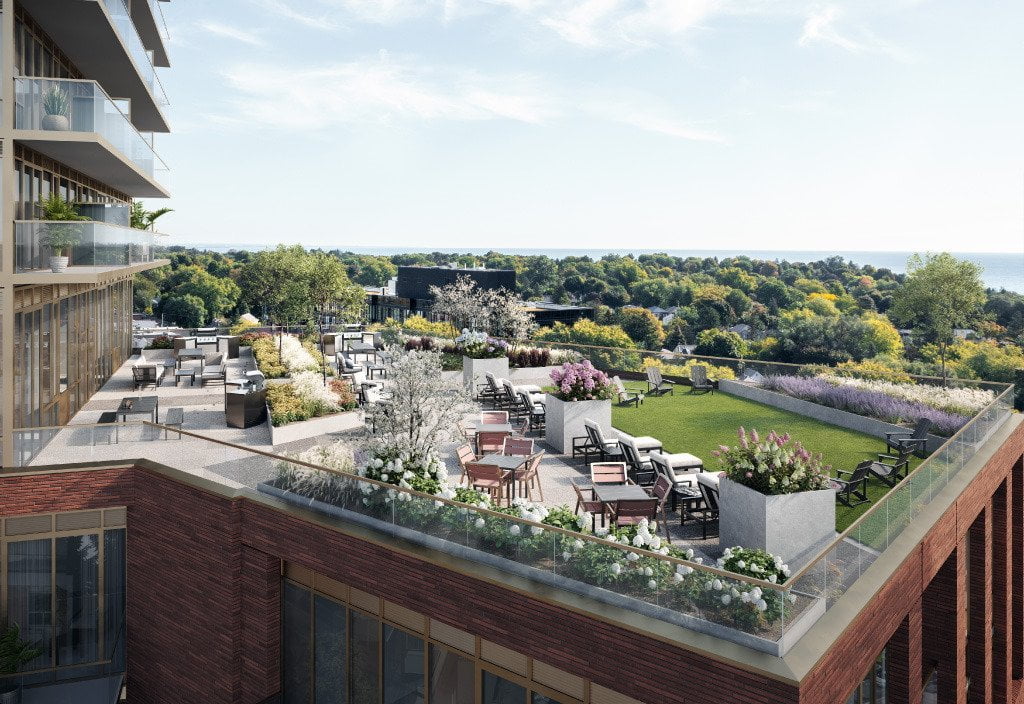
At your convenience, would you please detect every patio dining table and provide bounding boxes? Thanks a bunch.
[117,395,159,423]
[472,423,514,434]
[176,349,206,368]
[348,342,378,362]
[591,483,650,504]
[476,453,528,506]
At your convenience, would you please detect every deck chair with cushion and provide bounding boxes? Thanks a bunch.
[831,461,873,508]
[885,418,931,458]
[581,420,624,463]
[612,376,643,407]
[200,355,226,386]
[648,450,704,491]
[619,436,658,487]
[515,391,546,432]
[645,366,675,396]
[694,473,721,539]
[689,364,715,394]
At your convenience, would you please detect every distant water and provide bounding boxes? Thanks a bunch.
[184,243,1024,293]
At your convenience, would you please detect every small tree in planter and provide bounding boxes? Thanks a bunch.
[545,360,615,454]
[38,193,88,273]
[456,329,510,391]
[0,621,43,702]
[713,428,834,563]
[41,84,70,131]
[363,347,477,493]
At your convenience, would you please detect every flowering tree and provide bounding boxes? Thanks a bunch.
[430,275,535,341]
[713,427,831,495]
[549,360,614,401]
[363,348,477,488]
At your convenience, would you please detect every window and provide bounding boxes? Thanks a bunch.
[382,625,424,704]
[350,611,379,704]
[845,648,887,704]
[283,582,312,704]
[430,645,474,704]
[315,595,346,704]
[483,671,526,704]
[3,527,125,680]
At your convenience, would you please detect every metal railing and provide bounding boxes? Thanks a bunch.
[14,77,168,183]
[14,221,157,273]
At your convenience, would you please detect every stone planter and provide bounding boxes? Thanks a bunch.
[268,408,362,446]
[49,255,69,273]
[544,396,611,454]
[42,114,69,131]
[462,355,509,392]
[718,476,835,567]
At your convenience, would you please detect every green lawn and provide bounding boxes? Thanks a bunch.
[612,382,913,531]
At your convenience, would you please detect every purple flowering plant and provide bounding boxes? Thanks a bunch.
[760,375,968,437]
[549,360,614,402]
[456,329,509,359]
[713,427,832,495]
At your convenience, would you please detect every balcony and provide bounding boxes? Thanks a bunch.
[131,0,171,68]
[12,220,166,283]
[14,78,169,198]
[17,0,170,133]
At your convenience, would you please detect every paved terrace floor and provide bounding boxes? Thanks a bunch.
[26,351,742,559]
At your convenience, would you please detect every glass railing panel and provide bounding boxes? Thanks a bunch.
[101,0,169,106]
[13,78,167,182]
[14,221,156,274]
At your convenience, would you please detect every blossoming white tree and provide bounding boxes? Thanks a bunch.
[363,347,478,488]
[430,275,536,341]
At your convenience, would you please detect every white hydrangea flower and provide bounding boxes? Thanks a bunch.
[562,551,572,561]
[509,524,521,536]
[672,572,684,583]
[648,579,658,590]
[721,594,732,605]
[627,552,640,562]
[756,599,768,612]
[474,517,485,528]
[573,539,584,550]
[610,563,622,575]
[643,567,653,577]
[712,579,723,591]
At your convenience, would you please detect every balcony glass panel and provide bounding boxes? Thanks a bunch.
[14,78,167,183]
[102,0,169,106]
[14,221,156,274]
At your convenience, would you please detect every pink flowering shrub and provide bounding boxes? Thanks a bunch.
[549,360,614,402]
[712,427,831,495]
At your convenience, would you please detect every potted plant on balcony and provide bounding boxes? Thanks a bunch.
[38,193,88,273]
[544,360,614,454]
[713,428,834,564]
[41,84,70,131]
[0,621,43,704]
[457,329,510,391]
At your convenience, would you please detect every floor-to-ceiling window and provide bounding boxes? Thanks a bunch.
[283,579,584,704]
[1,509,126,687]
[845,648,887,704]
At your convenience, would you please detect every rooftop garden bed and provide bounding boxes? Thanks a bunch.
[250,333,332,379]
[757,374,992,437]
[266,372,356,426]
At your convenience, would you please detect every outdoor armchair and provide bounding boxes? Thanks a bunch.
[645,366,674,396]
[689,364,715,395]
[608,498,659,528]
[885,418,932,458]
[612,376,643,407]
[831,461,873,508]
[619,436,658,487]
[572,477,606,530]
[870,448,912,488]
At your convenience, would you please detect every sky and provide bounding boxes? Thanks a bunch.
[153,0,1024,254]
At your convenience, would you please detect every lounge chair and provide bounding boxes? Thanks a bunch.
[336,352,364,377]
[645,366,674,396]
[619,436,658,487]
[689,364,715,394]
[476,372,503,406]
[648,451,704,491]
[515,391,546,432]
[501,378,542,409]
[581,421,624,463]
[831,461,873,508]
[612,376,643,407]
[694,473,721,539]
[200,356,226,386]
[885,418,931,458]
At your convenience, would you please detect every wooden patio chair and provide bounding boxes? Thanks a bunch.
[612,376,642,407]
[689,364,714,395]
[609,498,659,528]
[645,366,674,396]
[591,462,628,486]
[502,437,535,456]
[572,477,606,530]
[831,461,873,508]
[885,418,931,458]
[464,463,508,504]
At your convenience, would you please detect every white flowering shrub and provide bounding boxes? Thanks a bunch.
[430,275,535,340]
[291,371,342,412]
[276,334,320,373]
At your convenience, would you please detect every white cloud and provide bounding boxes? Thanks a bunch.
[215,53,723,142]
[196,21,266,47]
[323,0,432,24]
[256,0,344,30]
[219,56,559,129]
[798,6,908,60]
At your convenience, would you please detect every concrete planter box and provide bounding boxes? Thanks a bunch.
[718,476,836,567]
[544,396,611,454]
[257,481,825,656]
[267,408,362,446]
[463,355,509,392]
[719,380,946,453]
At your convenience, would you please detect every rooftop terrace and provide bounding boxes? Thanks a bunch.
[9,333,1017,665]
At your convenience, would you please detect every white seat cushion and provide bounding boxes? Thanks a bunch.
[662,452,703,469]
[631,435,662,451]
[516,384,542,394]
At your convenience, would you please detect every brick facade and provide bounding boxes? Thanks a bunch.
[1,421,1023,704]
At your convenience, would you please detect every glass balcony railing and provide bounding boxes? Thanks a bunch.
[14,78,167,184]
[102,0,170,106]
[14,221,157,274]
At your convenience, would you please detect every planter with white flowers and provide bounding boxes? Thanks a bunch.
[456,330,510,391]
[544,360,614,454]
[713,428,835,566]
